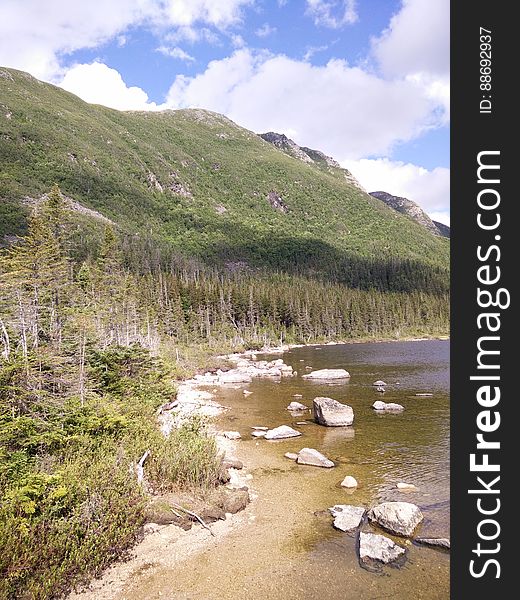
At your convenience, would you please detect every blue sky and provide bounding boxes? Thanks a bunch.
[0,0,450,223]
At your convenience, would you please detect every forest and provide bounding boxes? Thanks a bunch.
[0,186,449,598]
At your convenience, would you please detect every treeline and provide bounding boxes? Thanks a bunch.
[0,187,448,597]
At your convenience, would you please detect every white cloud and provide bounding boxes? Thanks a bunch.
[342,158,450,223]
[60,62,157,111]
[157,45,195,62]
[230,34,246,48]
[305,0,358,28]
[0,0,252,80]
[303,44,329,61]
[372,0,449,78]
[164,49,447,160]
[255,23,277,38]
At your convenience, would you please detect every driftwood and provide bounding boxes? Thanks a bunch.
[136,450,150,485]
[169,501,215,536]
[156,400,179,415]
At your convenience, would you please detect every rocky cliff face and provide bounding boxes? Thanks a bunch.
[432,220,450,238]
[369,191,450,238]
[259,132,366,192]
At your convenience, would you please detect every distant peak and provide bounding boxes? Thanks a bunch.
[258,131,365,191]
[370,191,450,238]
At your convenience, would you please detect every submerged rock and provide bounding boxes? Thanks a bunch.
[332,505,365,532]
[372,400,404,412]
[415,538,450,550]
[340,475,358,488]
[368,502,423,537]
[313,397,354,426]
[359,532,406,565]
[396,482,418,491]
[264,425,302,440]
[287,401,308,411]
[303,368,350,380]
[296,447,334,468]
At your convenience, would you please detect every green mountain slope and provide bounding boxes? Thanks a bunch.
[0,67,448,292]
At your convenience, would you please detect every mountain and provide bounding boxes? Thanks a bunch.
[258,132,365,191]
[0,67,448,293]
[433,220,450,238]
[369,191,450,238]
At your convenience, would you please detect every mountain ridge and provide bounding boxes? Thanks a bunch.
[369,190,450,238]
[0,66,449,293]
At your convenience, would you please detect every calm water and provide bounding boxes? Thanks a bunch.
[154,340,450,599]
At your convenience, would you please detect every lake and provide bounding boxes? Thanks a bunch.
[159,340,450,599]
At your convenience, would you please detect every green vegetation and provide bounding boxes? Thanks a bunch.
[0,67,448,294]
[0,67,450,598]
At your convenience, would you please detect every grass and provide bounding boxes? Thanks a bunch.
[0,345,224,599]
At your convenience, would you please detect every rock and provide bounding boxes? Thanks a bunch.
[287,401,308,411]
[251,430,266,438]
[243,390,253,396]
[368,502,424,537]
[223,431,241,440]
[396,482,418,491]
[220,370,253,384]
[302,368,350,380]
[329,504,350,518]
[222,458,243,470]
[332,505,365,532]
[373,380,387,386]
[416,538,450,550]
[341,475,358,488]
[220,489,250,514]
[251,426,268,431]
[372,400,404,411]
[313,397,354,426]
[359,532,406,565]
[143,522,161,535]
[296,447,334,468]
[293,393,303,398]
[284,452,298,460]
[264,425,302,440]
[199,506,226,523]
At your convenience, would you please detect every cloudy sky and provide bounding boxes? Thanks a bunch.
[0,0,450,224]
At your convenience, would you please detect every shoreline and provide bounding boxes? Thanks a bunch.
[68,335,448,599]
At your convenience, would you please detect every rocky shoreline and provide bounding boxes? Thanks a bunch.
[68,339,449,598]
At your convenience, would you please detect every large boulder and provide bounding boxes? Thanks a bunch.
[332,505,365,532]
[302,368,350,380]
[368,502,423,537]
[359,532,406,565]
[313,397,354,426]
[264,425,302,440]
[296,447,334,468]
[372,400,404,412]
